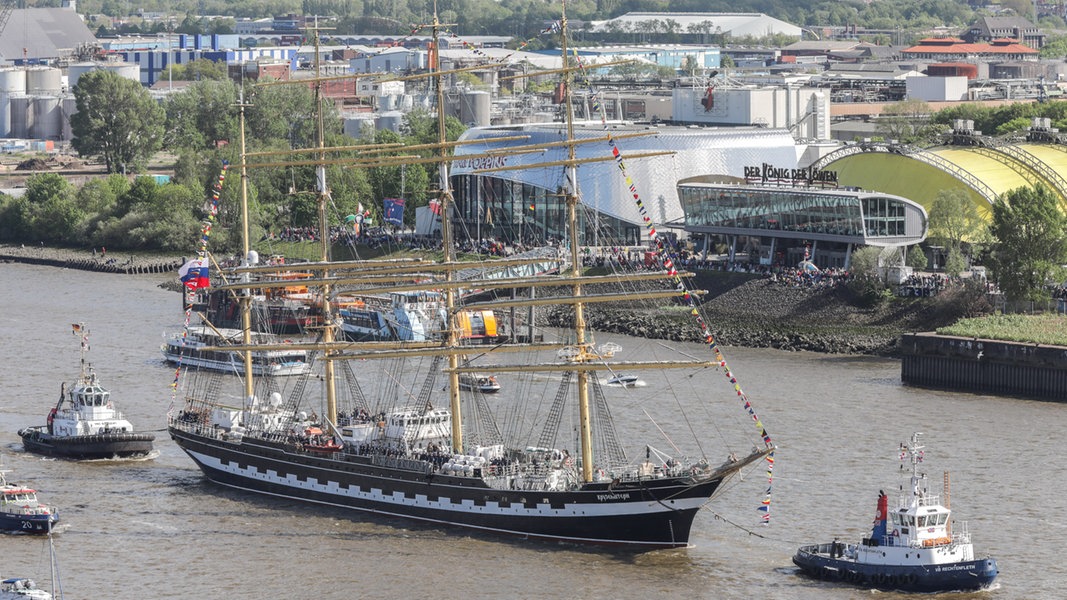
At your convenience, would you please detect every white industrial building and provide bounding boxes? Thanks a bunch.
[450,123,805,245]
[588,12,803,40]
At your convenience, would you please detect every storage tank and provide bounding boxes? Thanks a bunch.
[61,96,76,140]
[343,114,375,138]
[0,68,26,94]
[0,68,26,137]
[377,94,396,111]
[459,91,490,127]
[32,96,61,140]
[68,61,141,89]
[375,111,403,133]
[26,67,63,95]
[9,95,33,139]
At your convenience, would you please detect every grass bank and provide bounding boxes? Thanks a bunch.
[937,313,1067,346]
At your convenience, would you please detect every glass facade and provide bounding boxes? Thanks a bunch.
[680,186,865,237]
[679,184,924,242]
[451,174,641,245]
[862,196,906,238]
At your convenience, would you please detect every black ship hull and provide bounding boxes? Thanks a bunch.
[19,427,155,459]
[169,425,742,549]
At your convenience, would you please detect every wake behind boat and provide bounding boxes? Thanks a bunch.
[161,326,311,377]
[793,433,998,592]
[19,324,154,460]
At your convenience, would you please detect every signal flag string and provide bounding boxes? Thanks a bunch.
[169,160,228,405]
[568,48,776,524]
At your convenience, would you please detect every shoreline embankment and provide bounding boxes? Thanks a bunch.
[2,245,970,358]
[0,244,183,275]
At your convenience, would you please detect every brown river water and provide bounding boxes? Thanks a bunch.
[0,262,1061,599]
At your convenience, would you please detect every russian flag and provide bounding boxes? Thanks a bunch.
[178,258,210,290]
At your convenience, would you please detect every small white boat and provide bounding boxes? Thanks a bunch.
[162,326,311,377]
[458,373,501,393]
[0,577,52,600]
[606,374,642,387]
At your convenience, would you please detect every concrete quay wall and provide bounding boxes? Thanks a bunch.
[901,332,1067,401]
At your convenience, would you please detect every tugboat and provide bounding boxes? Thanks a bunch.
[18,324,155,460]
[793,433,998,593]
[0,466,58,534]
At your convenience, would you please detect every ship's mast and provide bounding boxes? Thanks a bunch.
[238,94,254,400]
[310,23,339,426]
[559,1,595,483]
[430,3,464,454]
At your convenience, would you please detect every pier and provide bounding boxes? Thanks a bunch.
[901,332,1067,401]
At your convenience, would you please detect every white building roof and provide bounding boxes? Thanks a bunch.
[0,8,98,63]
[453,123,802,226]
[589,12,802,39]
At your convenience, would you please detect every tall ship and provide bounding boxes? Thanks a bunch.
[167,5,775,549]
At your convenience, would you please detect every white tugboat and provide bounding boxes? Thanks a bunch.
[19,324,154,460]
[793,433,998,592]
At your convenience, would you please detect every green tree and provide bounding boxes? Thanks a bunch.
[989,185,1067,302]
[943,244,967,277]
[906,244,928,269]
[877,98,936,144]
[848,245,891,304]
[167,58,230,81]
[70,70,166,173]
[164,79,238,150]
[927,188,984,250]
[24,173,80,243]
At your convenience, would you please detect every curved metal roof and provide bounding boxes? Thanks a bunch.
[824,142,1067,220]
[453,123,801,226]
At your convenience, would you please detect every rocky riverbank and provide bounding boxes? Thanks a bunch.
[545,277,989,357]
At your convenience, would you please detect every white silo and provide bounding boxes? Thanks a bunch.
[61,96,76,140]
[375,111,404,133]
[26,66,63,95]
[69,61,141,89]
[377,94,396,111]
[459,91,491,127]
[343,114,375,138]
[0,68,26,137]
[9,95,33,139]
[32,96,61,140]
